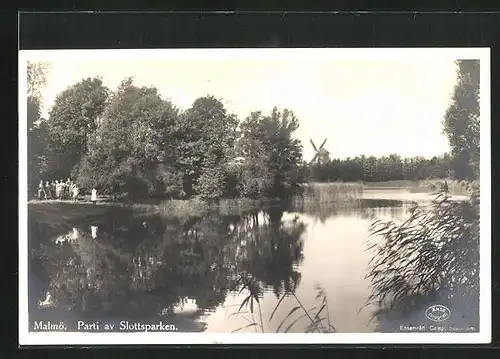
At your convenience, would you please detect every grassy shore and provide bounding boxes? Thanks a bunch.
[28,201,114,237]
[28,179,468,226]
[362,178,468,195]
[29,200,111,220]
[28,197,264,227]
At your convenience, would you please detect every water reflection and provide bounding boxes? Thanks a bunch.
[55,228,80,245]
[91,226,98,239]
[290,197,410,223]
[28,191,474,333]
[29,206,306,332]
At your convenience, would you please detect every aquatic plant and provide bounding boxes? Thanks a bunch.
[296,182,363,204]
[229,274,336,333]
[128,198,209,217]
[217,198,262,216]
[410,179,469,196]
[365,184,479,327]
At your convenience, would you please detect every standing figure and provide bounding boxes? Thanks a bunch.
[65,178,71,199]
[45,181,52,199]
[60,180,65,200]
[55,180,61,199]
[91,188,97,205]
[72,185,79,202]
[38,180,44,200]
[51,181,56,199]
[59,179,65,199]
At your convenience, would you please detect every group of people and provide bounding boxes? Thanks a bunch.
[38,179,79,201]
[37,179,100,204]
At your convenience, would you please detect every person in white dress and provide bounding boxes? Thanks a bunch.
[38,180,44,199]
[55,180,60,199]
[91,188,97,204]
[72,186,79,202]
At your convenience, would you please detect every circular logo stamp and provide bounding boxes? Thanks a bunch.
[425,305,451,322]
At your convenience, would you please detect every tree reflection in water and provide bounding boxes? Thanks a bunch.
[289,198,410,223]
[28,205,306,332]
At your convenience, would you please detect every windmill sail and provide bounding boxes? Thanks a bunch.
[309,138,330,165]
[309,153,319,165]
[310,139,318,152]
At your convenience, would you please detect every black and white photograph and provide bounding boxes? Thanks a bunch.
[19,48,490,345]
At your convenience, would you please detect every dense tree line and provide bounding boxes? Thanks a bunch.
[27,73,305,201]
[308,153,453,182]
[27,59,478,201]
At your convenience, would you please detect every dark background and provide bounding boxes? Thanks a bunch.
[7,8,500,358]
[17,12,500,49]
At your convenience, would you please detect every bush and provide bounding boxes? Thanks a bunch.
[194,167,227,203]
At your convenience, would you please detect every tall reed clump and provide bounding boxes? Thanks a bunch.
[128,198,209,217]
[297,182,363,205]
[218,198,262,216]
[415,179,469,196]
[228,274,336,333]
[365,181,479,329]
[131,198,263,217]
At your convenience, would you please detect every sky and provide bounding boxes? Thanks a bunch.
[35,53,459,161]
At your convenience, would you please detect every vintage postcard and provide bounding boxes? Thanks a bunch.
[19,48,491,345]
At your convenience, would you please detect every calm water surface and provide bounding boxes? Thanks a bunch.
[28,188,455,333]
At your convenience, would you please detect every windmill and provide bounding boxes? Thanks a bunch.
[309,138,330,165]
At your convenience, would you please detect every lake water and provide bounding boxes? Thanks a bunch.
[28,188,472,333]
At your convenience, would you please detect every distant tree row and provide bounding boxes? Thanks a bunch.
[309,59,479,185]
[27,74,305,201]
[308,153,453,182]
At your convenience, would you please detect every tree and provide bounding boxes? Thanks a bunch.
[442,60,480,181]
[238,107,304,199]
[27,62,50,109]
[77,78,180,197]
[363,156,377,182]
[194,167,227,203]
[47,77,110,179]
[27,61,50,195]
[174,96,239,198]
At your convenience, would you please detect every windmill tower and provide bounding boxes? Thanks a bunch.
[309,138,330,165]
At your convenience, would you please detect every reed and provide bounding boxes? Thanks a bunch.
[362,178,468,196]
[298,182,363,204]
[218,198,262,216]
[417,179,469,196]
[135,198,210,217]
[229,274,336,333]
[130,197,264,217]
[365,188,479,328]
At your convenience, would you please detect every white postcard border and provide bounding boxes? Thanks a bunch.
[18,47,491,345]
